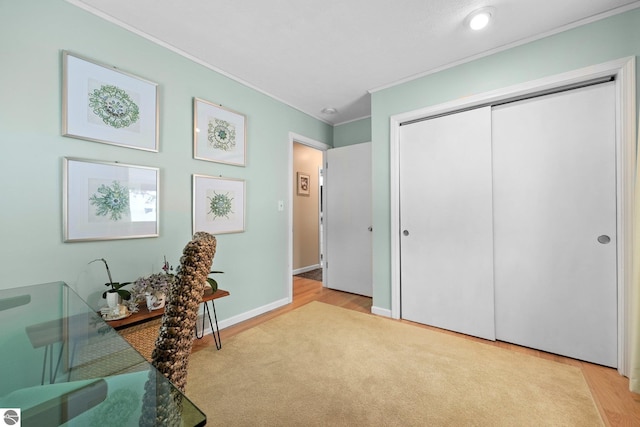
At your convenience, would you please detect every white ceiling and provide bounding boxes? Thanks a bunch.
[69,0,640,125]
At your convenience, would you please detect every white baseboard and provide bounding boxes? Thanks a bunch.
[196,297,290,337]
[371,305,392,318]
[292,264,321,275]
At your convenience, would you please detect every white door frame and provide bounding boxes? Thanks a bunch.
[389,57,636,375]
[287,132,330,302]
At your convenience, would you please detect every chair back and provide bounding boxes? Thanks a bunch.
[150,232,217,391]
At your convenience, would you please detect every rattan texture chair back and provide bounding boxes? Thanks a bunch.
[150,231,217,391]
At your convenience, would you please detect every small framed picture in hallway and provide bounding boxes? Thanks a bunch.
[297,172,310,196]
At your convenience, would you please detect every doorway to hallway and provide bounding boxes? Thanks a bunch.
[292,142,324,277]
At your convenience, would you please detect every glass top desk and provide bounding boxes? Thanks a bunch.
[0,282,206,427]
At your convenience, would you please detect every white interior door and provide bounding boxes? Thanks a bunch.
[325,142,372,297]
[399,107,495,340]
[492,82,617,367]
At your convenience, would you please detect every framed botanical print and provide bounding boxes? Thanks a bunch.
[193,174,245,234]
[62,51,159,151]
[64,158,159,242]
[193,97,246,166]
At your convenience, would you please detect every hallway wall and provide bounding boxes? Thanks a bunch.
[293,143,323,270]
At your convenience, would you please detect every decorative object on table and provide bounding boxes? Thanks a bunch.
[62,51,159,151]
[146,232,217,398]
[131,270,177,312]
[99,304,131,321]
[146,293,165,311]
[297,172,310,196]
[193,174,245,234]
[89,258,133,319]
[193,97,246,166]
[64,158,159,242]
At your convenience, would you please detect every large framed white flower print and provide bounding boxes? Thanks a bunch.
[193,174,245,235]
[193,98,246,166]
[64,158,159,242]
[62,51,159,151]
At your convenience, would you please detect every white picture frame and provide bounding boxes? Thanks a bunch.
[62,51,159,152]
[193,97,246,166]
[193,174,245,234]
[64,158,159,242]
[297,172,310,196]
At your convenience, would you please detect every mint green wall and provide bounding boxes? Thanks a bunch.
[371,9,640,310]
[0,0,332,320]
[333,117,372,147]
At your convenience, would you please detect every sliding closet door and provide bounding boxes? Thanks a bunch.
[400,107,495,340]
[492,83,617,367]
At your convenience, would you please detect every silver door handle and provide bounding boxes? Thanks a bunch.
[597,235,611,244]
[403,230,409,236]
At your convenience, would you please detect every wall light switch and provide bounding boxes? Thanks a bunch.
[278,200,284,211]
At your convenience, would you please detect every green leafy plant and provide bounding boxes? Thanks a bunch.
[207,270,224,292]
[89,258,132,300]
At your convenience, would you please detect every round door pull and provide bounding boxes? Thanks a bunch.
[597,235,611,244]
[403,230,409,236]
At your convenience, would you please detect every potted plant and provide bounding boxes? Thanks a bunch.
[89,258,132,308]
[131,258,177,311]
[206,270,224,294]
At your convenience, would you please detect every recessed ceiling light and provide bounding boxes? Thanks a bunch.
[466,7,494,31]
[321,107,338,115]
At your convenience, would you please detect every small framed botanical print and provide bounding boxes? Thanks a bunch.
[193,174,245,234]
[193,97,246,166]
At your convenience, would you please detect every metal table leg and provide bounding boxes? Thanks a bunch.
[41,342,65,385]
[195,300,222,350]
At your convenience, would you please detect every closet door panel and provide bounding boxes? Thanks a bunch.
[492,83,617,367]
[400,106,495,340]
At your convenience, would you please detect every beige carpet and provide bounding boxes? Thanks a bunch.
[186,302,603,426]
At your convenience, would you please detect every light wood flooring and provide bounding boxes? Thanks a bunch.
[192,276,640,426]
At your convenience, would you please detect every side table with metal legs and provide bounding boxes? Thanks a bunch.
[194,289,229,350]
[195,299,222,350]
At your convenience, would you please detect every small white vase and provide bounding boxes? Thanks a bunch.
[106,292,120,308]
[145,292,166,311]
